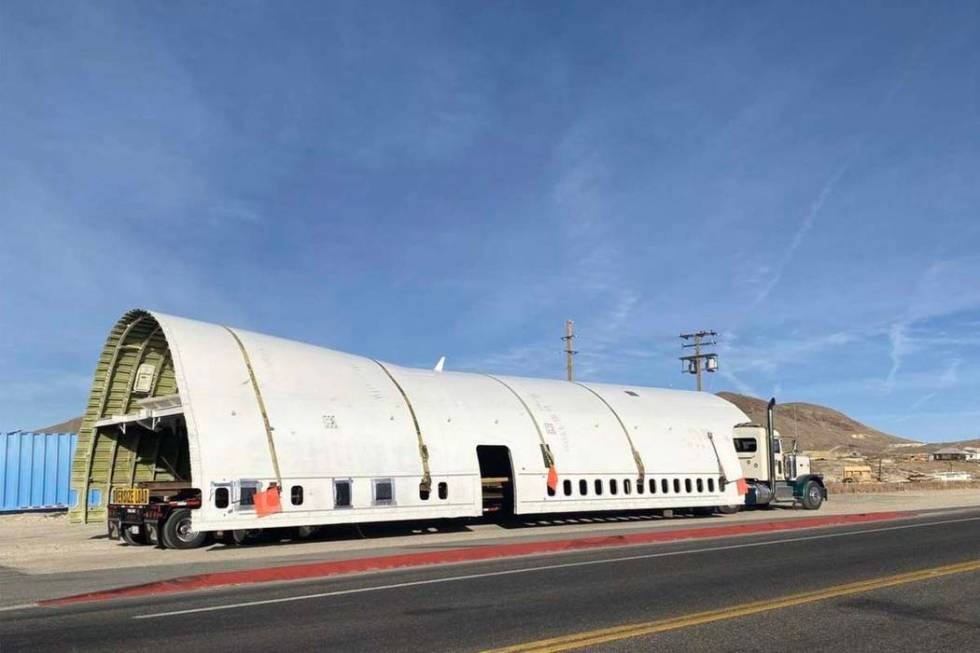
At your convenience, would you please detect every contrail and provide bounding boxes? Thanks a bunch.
[750,151,858,309]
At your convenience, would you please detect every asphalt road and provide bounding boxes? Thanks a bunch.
[3,508,979,652]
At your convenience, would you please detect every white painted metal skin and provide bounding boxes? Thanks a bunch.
[146,312,748,532]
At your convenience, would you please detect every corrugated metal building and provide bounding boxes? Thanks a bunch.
[1,431,77,511]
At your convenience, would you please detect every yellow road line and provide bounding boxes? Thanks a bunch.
[484,558,980,653]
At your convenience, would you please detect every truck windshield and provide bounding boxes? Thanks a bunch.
[734,438,757,452]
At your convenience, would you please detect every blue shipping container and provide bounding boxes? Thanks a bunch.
[0,431,77,511]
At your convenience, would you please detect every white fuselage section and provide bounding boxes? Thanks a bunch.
[120,312,753,531]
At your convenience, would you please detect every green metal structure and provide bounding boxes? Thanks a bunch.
[69,310,185,523]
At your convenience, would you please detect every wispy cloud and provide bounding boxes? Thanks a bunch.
[884,257,980,392]
[884,322,908,392]
[906,359,960,412]
[724,330,861,375]
[717,366,759,397]
[749,153,857,309]
[908,391,937,411]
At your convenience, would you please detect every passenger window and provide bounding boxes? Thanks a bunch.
[563,480,572,496]
[684,479,692,493]
[610,479,618,495]
[673,479,681,494]
[215,487,229,508]
[240,484,257,507]
[636,479,643,495]
[291,485,304,506]
[547,483,556,497]
[579,479,588,496]
[438,482,448,500]
[374,479,394,505]
[594,479,603,495]
[650,478,657,494]
[696,478,704,493]
[708,478,715,492]
[662,479,669,494]
[334,480,352,508]
[624,479,632,495]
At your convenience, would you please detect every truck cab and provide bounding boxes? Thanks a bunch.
[732,399,826,509]
[734,425,812,483]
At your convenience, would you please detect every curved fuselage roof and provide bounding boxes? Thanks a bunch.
[70,309,749,528]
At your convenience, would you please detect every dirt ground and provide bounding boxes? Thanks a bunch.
[814,458,979,483]
[2,488,978,576]
[827,480,980,493]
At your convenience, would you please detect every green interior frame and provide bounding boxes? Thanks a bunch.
[69,309,185,523]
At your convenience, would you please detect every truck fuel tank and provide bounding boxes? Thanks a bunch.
[746,482,773,506]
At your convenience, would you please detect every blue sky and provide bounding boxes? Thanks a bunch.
[2,2,979,441]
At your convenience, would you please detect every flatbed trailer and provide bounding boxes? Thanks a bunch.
[108,482,205,548]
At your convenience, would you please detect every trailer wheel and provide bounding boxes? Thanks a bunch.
[162,508,209,549]
[121,526,148,546]
[292,525,321,540]
[801,481,824,510]
[715,505,740,515]
[225,529,264,546]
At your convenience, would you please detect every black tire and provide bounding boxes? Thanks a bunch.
[225,529,264,546]
[715,505,740,515]
[162,508,210,549]
[120,526,148,545]
[801,481,824,510]
[292,525,321,540]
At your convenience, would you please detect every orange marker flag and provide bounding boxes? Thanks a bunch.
[547,465,558,493]
[736,478,748,496]
[255,485,282,517]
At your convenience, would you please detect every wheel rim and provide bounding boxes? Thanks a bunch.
[233,529,260,544]
[176,518,197,542]
[808,485,821,504]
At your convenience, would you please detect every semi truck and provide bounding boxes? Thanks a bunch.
[732,398,827,510]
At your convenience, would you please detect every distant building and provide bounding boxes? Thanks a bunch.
[930,447,970,461]
[963,447,980,461]
[932,471,972,482]
[841,465,874,483]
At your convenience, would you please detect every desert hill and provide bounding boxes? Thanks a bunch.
[33,416,83,433]
[716,392,917,454]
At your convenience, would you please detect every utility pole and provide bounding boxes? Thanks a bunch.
[679,330,718,391]
[562,320,577,381]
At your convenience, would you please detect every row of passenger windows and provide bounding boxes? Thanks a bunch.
[548,476,721,498]
[214,478,450,509]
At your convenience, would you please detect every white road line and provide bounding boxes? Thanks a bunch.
[133,514,980,620]
[0,603,39,613]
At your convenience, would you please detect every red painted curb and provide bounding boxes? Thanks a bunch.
[42,510,912,606]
